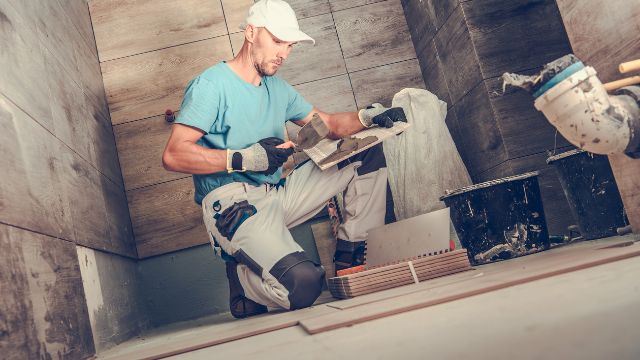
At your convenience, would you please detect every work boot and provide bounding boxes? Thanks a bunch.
[225,261,268,319]
[333,239,366,271]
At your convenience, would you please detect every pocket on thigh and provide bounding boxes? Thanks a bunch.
[214,199,257,240]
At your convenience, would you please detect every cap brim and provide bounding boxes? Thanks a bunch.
[266,26,315,45]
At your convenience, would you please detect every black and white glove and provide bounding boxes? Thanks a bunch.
[357,103,407,128]
[227,137,294,175]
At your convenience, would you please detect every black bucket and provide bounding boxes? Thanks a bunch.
[440,172,550,265]
[547,149,627,240]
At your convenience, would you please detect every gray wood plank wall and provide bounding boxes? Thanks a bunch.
[91,0,425,258]
[402,0,576,235]
[555,0,640,235]
[0,1,139,357]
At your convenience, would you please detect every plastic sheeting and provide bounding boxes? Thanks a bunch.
[384,88,472,241]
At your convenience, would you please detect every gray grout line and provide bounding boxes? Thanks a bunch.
[99,33,231,64]
[127,175,193,193]
[0,220,139,260]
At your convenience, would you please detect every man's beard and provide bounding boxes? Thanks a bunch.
[254,58,281,77]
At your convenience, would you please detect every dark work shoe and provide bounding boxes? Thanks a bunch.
[226,261,268,319]
[333,239,366,271]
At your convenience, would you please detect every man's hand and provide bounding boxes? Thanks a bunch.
[227,137,294,175]
[357,103,407,128]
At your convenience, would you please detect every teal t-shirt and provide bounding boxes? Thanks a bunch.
[175,62,313,204]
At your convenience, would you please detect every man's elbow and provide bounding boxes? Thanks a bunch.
[162,150,177,172]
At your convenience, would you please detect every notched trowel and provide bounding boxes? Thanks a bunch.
[295,113,330,150]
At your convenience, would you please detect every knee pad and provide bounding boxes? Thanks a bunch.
[270,252,326,310]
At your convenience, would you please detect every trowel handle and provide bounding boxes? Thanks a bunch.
[619,59,640,74]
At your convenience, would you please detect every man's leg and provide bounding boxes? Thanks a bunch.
[280,144,393,272]
[202,184,325,317]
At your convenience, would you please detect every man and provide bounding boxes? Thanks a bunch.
[162,0,405,318]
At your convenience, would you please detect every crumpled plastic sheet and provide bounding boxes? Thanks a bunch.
[384,88,473,245]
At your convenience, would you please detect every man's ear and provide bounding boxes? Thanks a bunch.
[245,25,258,44]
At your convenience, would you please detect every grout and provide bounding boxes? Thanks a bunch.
[127,175,193,193]
[328,9,359,108]
[0,220,138,260]
[99,34,231,64]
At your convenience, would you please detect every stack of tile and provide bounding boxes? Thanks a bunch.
[328,249,472,299]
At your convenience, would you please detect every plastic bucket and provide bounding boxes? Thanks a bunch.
[440,172,550,265]
[547,149,627,239]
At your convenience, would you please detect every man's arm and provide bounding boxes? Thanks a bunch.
[162,123,227,174]
[163,123,294,175]
[293,108,364,140]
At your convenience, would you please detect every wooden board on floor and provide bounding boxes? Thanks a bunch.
[101,37,232,125]
[301,236,640,334]
[97,303,339,360]
[89,0,227,62]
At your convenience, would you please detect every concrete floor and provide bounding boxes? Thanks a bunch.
[97,237,640,359]
[171,256,640,360]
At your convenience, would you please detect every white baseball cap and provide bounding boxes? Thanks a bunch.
[240,0,315,45]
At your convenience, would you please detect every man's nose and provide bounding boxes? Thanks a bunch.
[277,47,291,61]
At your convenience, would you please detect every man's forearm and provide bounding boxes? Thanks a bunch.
[324,112,365,139]
[163,140,228,174]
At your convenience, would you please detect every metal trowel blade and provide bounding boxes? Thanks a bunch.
[295,113,330,150]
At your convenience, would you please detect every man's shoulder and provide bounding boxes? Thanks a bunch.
[264,74,295,91]
[195,62,228,84]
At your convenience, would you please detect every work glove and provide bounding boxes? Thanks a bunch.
[357,103,407,128]
[227,137,294,175]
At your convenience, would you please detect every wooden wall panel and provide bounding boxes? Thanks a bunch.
[350,59,425,108]
[434,5,482,104]
[89,0,227,62]
[329,0,385,12]
[288,0,332,19]
[44,46,96,165]
[128,178,207,258]
[221,0,253,34]
[101,176,138,257]
[452,82,507,176]
[400,0,437,57]
[102,37,233,125]
[278,13,346,85]
[485,75,572,158]
[556,0,640,83]
[0,2,53,131]
[230,32,245,57]
[334,0,416,72]
[0,224,95,359]
[0,95,74,241]
[463,0,572,79]
[294,75,357,113]
[416,38,452,107]
[114,114,186,190]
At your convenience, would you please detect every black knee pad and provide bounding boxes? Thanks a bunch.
[270,252,326,310]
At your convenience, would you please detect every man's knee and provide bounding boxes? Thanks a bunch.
[270,252,326,310]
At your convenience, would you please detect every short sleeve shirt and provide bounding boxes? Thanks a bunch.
[175,62,313,204]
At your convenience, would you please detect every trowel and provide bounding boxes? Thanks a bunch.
[295,113,330,150]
